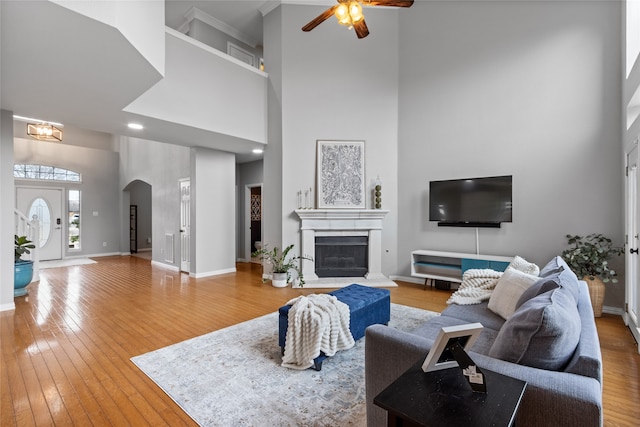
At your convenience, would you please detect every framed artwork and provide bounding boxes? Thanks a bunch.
[421,323,483,372]
[317,140,365,209]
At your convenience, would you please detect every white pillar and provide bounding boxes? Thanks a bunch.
[365,228,385,280]
[300,228,318,281]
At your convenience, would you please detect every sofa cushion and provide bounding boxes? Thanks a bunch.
[539,255,570,277]
[441,301,505,332]
[516,275,560,309]
[488,285,581,371]
[488,267,540,319]
[516,256,581,309]
[412,315,499,356]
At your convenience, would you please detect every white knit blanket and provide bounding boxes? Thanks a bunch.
[446,269,504,305]
[281,294,355,370]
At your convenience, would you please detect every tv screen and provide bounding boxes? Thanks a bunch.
[429,175,512,227]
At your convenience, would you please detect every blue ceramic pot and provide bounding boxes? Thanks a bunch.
[14,260,34,297]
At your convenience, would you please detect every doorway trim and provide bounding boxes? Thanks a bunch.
[625,141,640,350]
[245,183,262,262]
[180,178,191,273]
[16,185,65,261]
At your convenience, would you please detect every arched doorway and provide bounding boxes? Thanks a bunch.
[123,180,152,259]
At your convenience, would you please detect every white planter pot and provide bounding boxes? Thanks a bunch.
[272,272,289,288]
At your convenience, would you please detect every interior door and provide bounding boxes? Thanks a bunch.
[180,179,191,272]
[626,144,640,350]
[245,184,263,262]
[16,187,63,261]
[130,205,138,253]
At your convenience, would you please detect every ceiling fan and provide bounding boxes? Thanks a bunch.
[302,0,414,39]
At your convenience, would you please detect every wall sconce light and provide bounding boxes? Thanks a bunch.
[27,123,63,142]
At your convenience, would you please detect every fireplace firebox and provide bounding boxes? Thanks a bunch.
[315,236,368,277]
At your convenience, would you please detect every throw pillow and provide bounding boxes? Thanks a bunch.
[535,256,581,302]
[539,256,575,279]
[515,273,561,309]
[488,286,581,371]
[508,255,540,276]
[488,267,540,319]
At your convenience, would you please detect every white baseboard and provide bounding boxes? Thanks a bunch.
[602,305,624,316]
[0,302,16,312]
[191,267,236,278]
[65,252,121,259]
[151,260,180,272]
[390,275,423,285]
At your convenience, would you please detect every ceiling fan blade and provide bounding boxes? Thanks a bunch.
[353,19,370,39]
[302,5,340,32]
[365,0,414,7]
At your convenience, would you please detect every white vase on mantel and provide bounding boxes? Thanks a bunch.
[271,272,289,288]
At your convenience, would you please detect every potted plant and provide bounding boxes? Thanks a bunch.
[561,233,624,317]
[252,244,312,287]
[14,235,36,297]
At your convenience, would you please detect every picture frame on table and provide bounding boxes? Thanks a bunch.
[421,323,484,372]
[316,140,365,209]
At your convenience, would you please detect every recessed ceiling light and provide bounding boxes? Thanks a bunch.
[253,149,263,154]
[128,123,144,130]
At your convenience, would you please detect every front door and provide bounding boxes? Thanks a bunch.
[16,187,63,261]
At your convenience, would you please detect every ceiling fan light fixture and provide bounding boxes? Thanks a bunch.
[335,3,351,26]
[349,2,364,22]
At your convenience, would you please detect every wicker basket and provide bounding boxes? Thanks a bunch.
[582,275,605,317]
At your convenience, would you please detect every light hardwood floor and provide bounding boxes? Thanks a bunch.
[1,256,638,426]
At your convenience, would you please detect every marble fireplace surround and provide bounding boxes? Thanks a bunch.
[294,209,397,288]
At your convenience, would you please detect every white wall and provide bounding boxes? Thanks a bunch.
[397,2,623,280]
[14,136,121,257]
[53,0,165,76]
[119,136,190,267]
[189,18,263,68]
[124,29,268,146]
[191,147,236,276]
[262,7,284,256]
[0,110,15,311]
[263,5,400,274]
[237,160,264,260]
[128,180,152,251]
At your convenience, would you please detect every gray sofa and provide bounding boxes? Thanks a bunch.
[365,256,603,426]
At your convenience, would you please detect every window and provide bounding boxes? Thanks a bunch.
[14,164,81,182]
[68,190,81,250]
[28,198,52,249]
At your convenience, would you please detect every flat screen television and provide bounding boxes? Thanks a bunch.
[429,175,512,228]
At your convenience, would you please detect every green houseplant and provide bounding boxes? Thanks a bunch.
[14,235,36,297]
[252,244,312,287]
[561,233,624,317]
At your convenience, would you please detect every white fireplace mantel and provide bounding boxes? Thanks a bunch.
[294,209,392,288]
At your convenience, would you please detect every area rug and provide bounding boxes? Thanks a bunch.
[39,258,97,269]
[131,303,438,427]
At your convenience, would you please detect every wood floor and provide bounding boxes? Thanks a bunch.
[1,256,638,426]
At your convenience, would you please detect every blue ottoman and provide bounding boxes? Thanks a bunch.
[278,283,391,370]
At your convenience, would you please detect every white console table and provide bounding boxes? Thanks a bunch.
[411,250,513,287]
